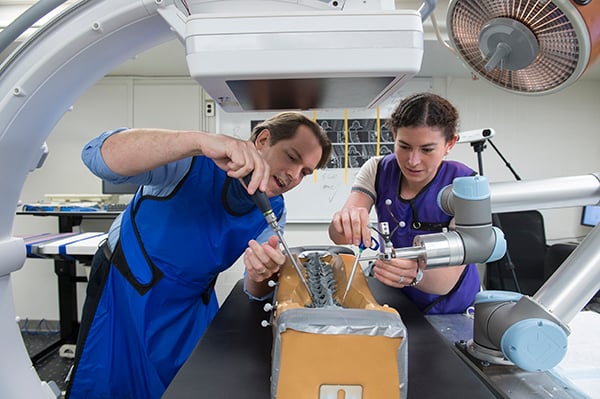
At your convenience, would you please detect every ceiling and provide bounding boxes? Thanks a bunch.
[1,1,599,82]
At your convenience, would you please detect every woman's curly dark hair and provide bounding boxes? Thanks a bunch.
[386,93,459,142]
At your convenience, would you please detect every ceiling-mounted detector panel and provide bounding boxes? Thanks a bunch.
[447,0,600,95]
[159,6,424,112]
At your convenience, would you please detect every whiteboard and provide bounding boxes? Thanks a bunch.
[284,168,360,223]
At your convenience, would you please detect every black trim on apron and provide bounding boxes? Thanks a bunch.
[407,199,449,231]
[421,265,470,314]
[101,237,216,304]
[110,240,163,296]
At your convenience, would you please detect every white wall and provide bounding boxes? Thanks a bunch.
[11,75,600,321]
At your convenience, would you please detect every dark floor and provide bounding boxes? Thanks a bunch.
[20,319,74,397]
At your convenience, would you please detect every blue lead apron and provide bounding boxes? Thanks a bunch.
[67,157,283,399]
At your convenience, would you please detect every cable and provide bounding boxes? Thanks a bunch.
[384,199,403,237]
[430,12,457,56]
[178,0,191,16]
[0,0,67,55]
[487,139,522,181]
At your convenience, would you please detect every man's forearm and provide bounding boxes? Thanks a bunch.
[101,128,207,176]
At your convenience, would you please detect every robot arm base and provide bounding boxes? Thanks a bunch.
[471,291,570,371]
[500,318,568,372]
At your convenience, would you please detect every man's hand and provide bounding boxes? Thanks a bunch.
[200,133,270,194]
[244,236,285,283]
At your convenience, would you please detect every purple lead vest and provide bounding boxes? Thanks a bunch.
[375,155,480,314]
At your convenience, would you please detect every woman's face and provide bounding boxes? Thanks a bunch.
[393,125,457,190]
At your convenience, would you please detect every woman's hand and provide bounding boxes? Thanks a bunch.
[373,257,466,295]
[372,257,419,288]
[329,206,372,247]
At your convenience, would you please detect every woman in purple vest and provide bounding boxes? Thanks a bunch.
[329,93,480,314]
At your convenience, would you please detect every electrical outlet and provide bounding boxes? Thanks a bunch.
[205,100,215,116]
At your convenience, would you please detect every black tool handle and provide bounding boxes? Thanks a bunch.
[242,174,272,215]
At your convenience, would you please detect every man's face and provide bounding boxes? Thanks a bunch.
[256,126,323,197]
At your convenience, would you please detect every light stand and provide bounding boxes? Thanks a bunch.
[487,139,521,181]
[470,140,487,176]
[469,139,522,293]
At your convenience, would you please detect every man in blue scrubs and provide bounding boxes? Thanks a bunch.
[66,112,332,399]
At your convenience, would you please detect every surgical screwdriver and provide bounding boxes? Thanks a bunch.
[242,175,314,304]
[341,242,365,306]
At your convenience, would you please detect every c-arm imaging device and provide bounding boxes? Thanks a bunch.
[1,1,599,398]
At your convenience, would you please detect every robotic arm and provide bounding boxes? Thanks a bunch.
[380,173,600,372]
[468,173,600,371]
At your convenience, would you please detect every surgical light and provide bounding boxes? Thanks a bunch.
[446,0,600,95]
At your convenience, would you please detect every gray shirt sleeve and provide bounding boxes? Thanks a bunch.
[351,155,383,204]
